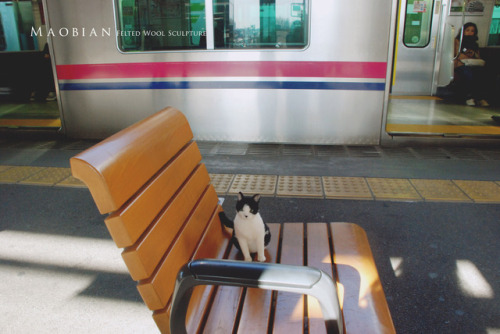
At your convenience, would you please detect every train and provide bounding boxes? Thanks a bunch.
[3,0,500,144]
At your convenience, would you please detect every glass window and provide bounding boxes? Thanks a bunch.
[487,5,500,46]
[116,0,206,51]
[0,1,38,52]
[403,0,434,47]
[212,0,307,49]
[115,0,308,51]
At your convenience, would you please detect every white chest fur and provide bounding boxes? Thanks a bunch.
[233,205,266,260]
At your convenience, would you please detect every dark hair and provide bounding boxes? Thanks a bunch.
[456,22,478,40]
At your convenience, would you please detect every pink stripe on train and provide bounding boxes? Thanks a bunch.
[56,61,387,80]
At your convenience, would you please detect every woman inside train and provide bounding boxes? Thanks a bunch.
[454,22,490,107]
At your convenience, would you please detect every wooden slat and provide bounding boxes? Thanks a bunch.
[273,223,305,333]
[183,286,215,334]
[191,206,230,262]
[306,223,335,334]
[70,107,193,214]
[104,142,202,248]
[189,204,232,334]
[153,304,172,334]
[137,187,219,310]
[121,164,210,281]
[236,223,281,334]
[152,205,230,334]
[330,223,396,334]
[183,206,233,333]
[201,247,243,334]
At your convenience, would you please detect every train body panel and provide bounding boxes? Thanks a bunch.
[38,0,500,143]
[44,0,395,143]
[61,88,386,144]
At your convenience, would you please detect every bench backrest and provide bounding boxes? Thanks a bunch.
[70,107,230,332]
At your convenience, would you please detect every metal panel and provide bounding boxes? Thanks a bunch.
[59,89,385,144]
[45,0,394,144]
[392,0,445,95]
[435,23,455,87]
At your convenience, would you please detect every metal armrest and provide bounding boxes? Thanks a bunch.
[170,259,343,334]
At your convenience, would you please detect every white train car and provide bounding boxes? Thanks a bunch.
[42,0,395,144]
[40,0,500,143]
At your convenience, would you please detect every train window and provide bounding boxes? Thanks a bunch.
[403,0,434,47]
[0,1,38,51]
[212,0,308,49]
[487,5,500,46]
[115,0,307,51]
[116,0,207,51]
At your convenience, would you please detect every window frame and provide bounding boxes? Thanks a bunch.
[402,0,435,48]
[113,0,310,53]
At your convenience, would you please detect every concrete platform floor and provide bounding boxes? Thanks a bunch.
[1,133,499,333]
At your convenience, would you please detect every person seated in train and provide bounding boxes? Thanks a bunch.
[453,22,490,107]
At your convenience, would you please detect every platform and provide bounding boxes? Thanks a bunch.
[1,134,499,334]
[387,96,500,136]
[0,100,60,128]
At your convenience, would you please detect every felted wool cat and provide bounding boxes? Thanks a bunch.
[219,192,271,262]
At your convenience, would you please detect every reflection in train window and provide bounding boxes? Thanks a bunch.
[403,0,434,47]
[116,0,206,51]
[212,0,308,49]
[115,0,307,51]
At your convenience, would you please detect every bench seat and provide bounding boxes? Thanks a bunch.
[70,107,395,334]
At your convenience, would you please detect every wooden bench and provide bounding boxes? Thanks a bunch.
[70,107,395,334]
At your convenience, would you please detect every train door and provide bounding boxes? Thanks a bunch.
[392,0,452,95]
[386,0,500,139]
[0,0,60,130]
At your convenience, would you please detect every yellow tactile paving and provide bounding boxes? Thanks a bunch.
[453,180,500,203]
[56,175,86,188]
[322,176,373,200]
[366,178,422,201]
[277,175,323,198]
[20,167,72,186]
[0,166,47,183]
[209,173,235,194]
[228,174,277,196]
[1,165,500,203]
[410,179,471,202]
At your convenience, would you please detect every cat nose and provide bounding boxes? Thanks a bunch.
[244,215,248,218]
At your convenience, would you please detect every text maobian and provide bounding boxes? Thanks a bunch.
[31,27,206,38]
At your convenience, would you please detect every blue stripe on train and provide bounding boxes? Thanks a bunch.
[59,81,385,91]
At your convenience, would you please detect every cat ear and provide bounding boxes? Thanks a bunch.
[238,192,244,201]
[253,194,261,202]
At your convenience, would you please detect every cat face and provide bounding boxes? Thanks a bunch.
[236,192,261,219]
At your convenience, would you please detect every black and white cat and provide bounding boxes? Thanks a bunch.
[219,192,271,262]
